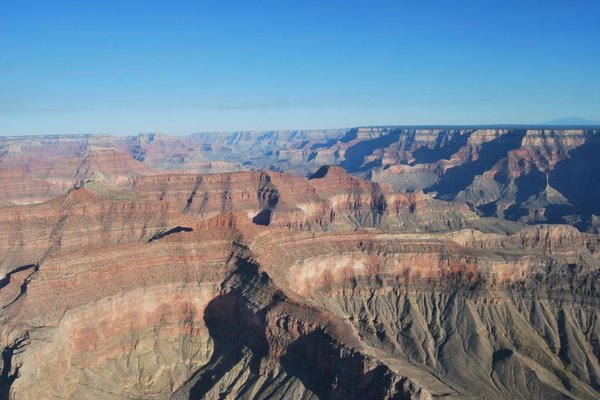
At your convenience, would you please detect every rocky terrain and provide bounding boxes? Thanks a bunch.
[2,127,600,231]
[1,128,599,399]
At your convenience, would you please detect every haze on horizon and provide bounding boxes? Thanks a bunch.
[1,0,599,136]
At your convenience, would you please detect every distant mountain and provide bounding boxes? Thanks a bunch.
[543,116,600,125]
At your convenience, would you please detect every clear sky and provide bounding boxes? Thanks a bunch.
[1,0,599,135]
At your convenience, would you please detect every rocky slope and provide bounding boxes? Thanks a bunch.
[0,163,598,399]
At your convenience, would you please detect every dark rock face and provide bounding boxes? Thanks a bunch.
[549,131,600,217]
[427,130,528,199]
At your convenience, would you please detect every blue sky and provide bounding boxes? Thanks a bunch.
[1,0,599,135]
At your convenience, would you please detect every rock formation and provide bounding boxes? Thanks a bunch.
[3,127,600,231]
[0,129,599,399]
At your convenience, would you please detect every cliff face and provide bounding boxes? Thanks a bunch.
[256,228,600,400]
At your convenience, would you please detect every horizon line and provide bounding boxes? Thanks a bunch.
[2,123,600,138]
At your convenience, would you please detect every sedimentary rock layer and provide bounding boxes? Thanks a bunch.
[0,166,598,399]
[1,129,600,399]
[2,127,600,231]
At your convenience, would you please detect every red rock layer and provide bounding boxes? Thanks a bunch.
[0,165,598,399]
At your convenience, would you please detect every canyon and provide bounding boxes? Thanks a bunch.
[0,127,599,399]
[2,127,599,231]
